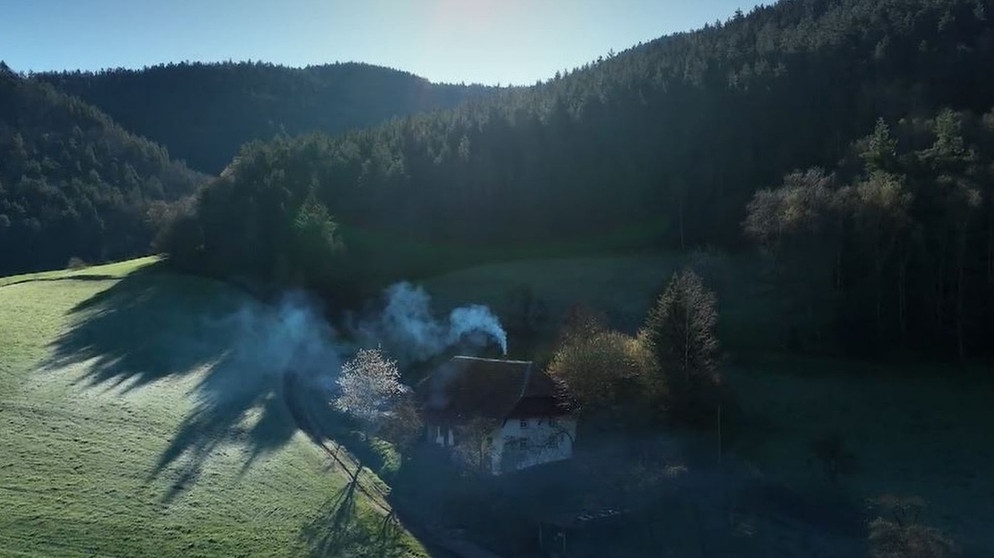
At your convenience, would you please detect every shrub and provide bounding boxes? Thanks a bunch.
[869,519,955,558]
[868,495,956,558]
[368,437,401,480]
[547,326,660,416]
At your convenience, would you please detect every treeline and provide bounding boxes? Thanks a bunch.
[745,108,994,358]
[164,137,346,295]
[0,64,205,275]
[37,62,499,174]
[167,0,994,244]
[165,0,994,357]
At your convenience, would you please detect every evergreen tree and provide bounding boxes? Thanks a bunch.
[641,269,720,422]
[0,71,204,275]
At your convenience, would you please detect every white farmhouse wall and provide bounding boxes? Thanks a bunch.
[427,417,577,475]
[491,416,576,474]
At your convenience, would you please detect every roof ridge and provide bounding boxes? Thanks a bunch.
[451,355,532,365]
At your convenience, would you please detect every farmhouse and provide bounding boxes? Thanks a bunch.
[420,356,576,475]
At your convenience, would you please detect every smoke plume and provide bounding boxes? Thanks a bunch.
[359,282,507,364]
[449,304,507,354]
[201,282,504,401]
[209,291,344,393]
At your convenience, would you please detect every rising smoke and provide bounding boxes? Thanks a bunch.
[208,290,344,393]
[356,282,507,365]
[121,283,504,482]
[215,282,506,391]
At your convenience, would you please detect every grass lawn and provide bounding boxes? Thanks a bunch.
[0,256,160,288]
[421,251,777,358]
[341,218,670,286]
[726,355,994,555]
[0,258,424,557]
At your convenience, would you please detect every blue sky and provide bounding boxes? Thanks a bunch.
[0,0,759,85]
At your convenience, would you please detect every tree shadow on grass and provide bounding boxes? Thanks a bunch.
[153,368,298,503]
[41,267,339,502]
[43,266,243,392]
[299,478,411,558]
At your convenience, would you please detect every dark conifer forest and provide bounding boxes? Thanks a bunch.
[3,0,994,357]
[0,63,206,275]
[162,0,994,359]
[36,62,499,174]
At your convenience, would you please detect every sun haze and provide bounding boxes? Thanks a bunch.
[2,0,758,84]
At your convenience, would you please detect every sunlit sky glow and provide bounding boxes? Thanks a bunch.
[1,0,761,85]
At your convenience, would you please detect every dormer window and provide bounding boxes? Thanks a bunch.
[520,419,528,428]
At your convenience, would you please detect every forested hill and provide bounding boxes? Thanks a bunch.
[167,0,994,358]
[0,64,206,275]
[174,0,994,249]
[37,62,500,173]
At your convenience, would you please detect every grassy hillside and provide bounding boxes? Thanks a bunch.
[0,258,424,557]
[728,356,994,554]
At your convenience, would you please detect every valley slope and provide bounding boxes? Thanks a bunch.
[0,258,425,558]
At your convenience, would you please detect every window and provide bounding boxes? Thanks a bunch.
[549,418,558,427]
[520,419,528,428]
[518,439,529,450]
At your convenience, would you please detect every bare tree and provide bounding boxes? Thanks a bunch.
[452,417,500,475]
